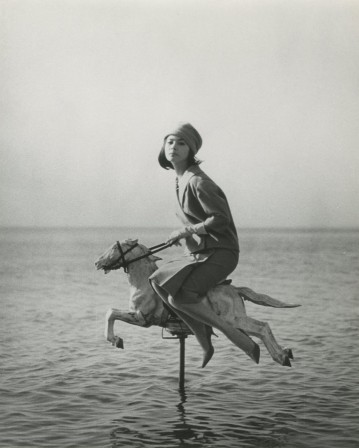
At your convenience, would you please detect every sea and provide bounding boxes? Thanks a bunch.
[1,227,358,448]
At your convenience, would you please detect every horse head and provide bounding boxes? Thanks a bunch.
[95,239,161,274]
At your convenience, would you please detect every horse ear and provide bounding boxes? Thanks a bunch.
[125,238,138,244]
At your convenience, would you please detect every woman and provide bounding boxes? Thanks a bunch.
[150,123,259,368]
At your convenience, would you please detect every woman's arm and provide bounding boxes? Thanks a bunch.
[166,178,232,245]
[194,179,231,233]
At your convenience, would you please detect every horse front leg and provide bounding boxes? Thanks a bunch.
[236,315,293,367]
[105,308,149,349]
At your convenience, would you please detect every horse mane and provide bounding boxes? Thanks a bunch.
[130,242,160,274]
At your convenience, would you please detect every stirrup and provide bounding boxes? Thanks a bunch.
[162,315,193,338]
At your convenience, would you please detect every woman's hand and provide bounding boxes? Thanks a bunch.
[166,228,191,246]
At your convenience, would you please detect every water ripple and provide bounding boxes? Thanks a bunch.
[1,228,359,447]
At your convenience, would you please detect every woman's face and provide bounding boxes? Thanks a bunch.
[164,135,191,166]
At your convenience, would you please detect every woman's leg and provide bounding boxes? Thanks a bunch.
[151,281,215,367]
[169,250,260,364]
[169,293,259,363]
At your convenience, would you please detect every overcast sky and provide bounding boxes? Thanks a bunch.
[1,0,358,228]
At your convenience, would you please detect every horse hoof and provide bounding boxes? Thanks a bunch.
[201,346,214,368]
[115,337,124,349]
[282,355,291,367]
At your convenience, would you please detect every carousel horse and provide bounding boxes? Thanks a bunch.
[95,239,299,367]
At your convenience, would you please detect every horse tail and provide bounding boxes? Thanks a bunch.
[235,286,301,308]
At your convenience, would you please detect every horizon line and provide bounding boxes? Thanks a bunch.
[1,225,358,231]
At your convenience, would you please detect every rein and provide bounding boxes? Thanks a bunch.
[106,241,173,273]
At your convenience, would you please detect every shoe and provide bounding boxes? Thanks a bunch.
[249,343,260,364]
[202,346,215,368]
[201,325,215,368]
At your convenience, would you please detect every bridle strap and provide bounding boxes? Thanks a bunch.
[123,241,174,268]
[116,241,138,273]
[107,240,173,273]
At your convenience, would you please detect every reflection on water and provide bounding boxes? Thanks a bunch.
[174,388,192,442]
[109,387,218,448]
[107,382,303,448]
[172,388,216,445]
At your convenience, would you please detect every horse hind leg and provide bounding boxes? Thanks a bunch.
[237,315,292,367]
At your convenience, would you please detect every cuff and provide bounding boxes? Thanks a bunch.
[185,223,208,235]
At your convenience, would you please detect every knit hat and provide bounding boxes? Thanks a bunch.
[164,122,202,154]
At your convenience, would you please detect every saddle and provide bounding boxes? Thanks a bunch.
[161,279,232,336]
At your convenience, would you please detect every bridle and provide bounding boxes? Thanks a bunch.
[104,240,173,273]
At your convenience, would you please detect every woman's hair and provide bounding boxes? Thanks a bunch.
[158,145,202,170]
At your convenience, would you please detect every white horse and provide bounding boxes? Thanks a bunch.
[95,239,299,367]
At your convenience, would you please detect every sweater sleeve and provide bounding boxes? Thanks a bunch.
[194,179,231,233]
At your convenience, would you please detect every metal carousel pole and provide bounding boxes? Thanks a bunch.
[162,317,193,390]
